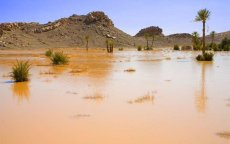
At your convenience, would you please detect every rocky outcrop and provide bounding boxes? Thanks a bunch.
[34,21,65,33]
[84,11,114,27]
[135,26,163,37]
[0,23,23,31]
[0,22,40,32]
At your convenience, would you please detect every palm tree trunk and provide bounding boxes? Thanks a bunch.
[202,21,205,55]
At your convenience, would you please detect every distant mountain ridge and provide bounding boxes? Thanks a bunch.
[0,11,229,49]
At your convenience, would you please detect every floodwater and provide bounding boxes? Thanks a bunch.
[0,48,229,144]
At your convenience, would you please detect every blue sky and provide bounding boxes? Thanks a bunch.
[0,0,229,35]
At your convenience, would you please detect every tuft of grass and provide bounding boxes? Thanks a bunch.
[196,52,214,61]
[50,51,69,65]
[11,61,31,82]
[124,68,136,72]
[128,92,154,104]
[173,44,180,50]
[45,49,53,57]
[144,47,153,50]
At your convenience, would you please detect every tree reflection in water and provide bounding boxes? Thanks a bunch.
[196,62,212,113]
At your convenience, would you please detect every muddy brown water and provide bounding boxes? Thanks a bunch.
[0,48,230,144]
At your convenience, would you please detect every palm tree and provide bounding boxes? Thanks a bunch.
[192,31,199,38]
[195,9,211,55]
[210,31,216,44]
[85,35,89,51]
[192,32,201,50]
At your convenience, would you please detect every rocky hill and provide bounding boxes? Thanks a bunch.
[0,11,142,49]
[206,31,230,43]
[0,11,229,49]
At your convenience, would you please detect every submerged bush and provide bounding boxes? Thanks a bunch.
[144,47,153,50]
[223,45,230,51]
[45,49,53,57]
[118,48,124,51]
[50,51,69,65]
[173,44,180,50]
[137,45,142,51]
[11,61,31,82]
[196,52,214,61]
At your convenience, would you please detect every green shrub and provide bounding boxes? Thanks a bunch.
[137,45,142,51]
[11,61,31,82]
[144,47,153,50]
[206,43,212,50]
[219,37,230,50]
[206,43,218,51]
[209,43,220,51]
[118,48,124,51]
[196,52,214,61]
[50,51,69,65]
[223,45,230,51]
[173,45,180,50]
[45,49,53,57]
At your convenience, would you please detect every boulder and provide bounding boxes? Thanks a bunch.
[106,34,116,39]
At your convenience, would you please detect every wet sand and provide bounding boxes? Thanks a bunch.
[0,48,230,144]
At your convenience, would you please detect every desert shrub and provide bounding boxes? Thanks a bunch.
[223,45,230,51]
[144,47,153,50]
[109,41,114,53]
[50,51,69,65]
[219,37,230,50]
[118,48,124,51]
[11,61,31,82]
[206,43,212,50]
[207,43,220,51]
[173,44,180,50]
[196,52,214,61]
[181,45,192,51]
[106,40,114,53]
[137,45,142,51]
[45,49,53,57]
